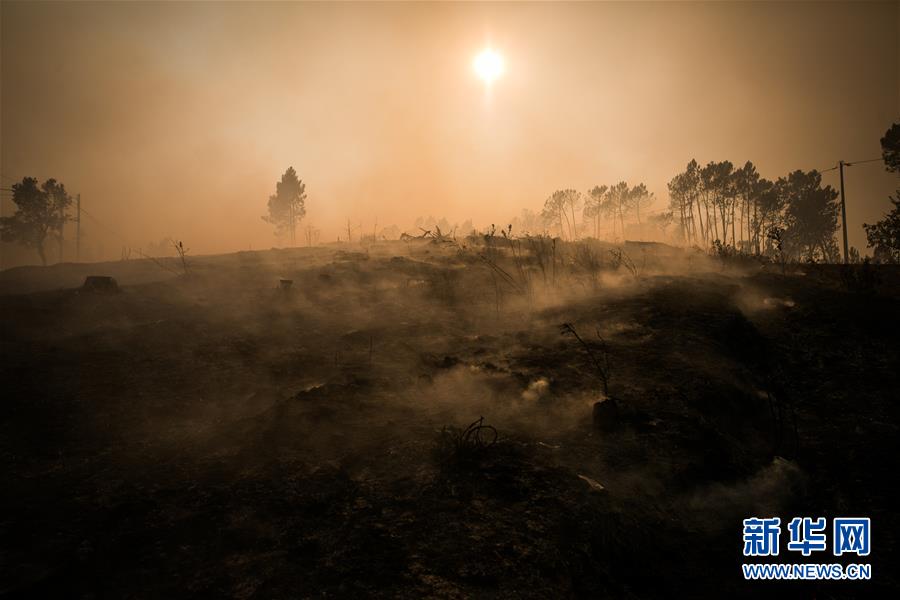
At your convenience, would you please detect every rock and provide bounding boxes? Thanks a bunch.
[279,278,293,291]
[577,474,606,492]
[592,398,619,431]
[81,275,119,293]
[438,355,459,369]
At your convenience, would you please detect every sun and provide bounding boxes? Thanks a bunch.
[473,48,504,84]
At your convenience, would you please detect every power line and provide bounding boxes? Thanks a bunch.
[819,157,884,172]
[831,157,885,264]
[844,157,884,166]
[816,158,885,176]
[0,193,126,243]
[78,206,127,240]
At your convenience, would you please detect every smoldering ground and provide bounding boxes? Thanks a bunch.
[1,239,898,597]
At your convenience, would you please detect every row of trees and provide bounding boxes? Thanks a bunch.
[5,125,897,265]
[584,183,654,239]
[537,183,654,241]
[668,161,841,261]
[262,131,898,264]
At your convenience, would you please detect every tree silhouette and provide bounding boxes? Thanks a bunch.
[752,178,779,255]
[733,161,760,252]
[263,167,307,245]
[700,161,734,246]
[881,123,900,174]
[628,183,653,225]
[684,160,703,243]
[0,177,72,265]
[864,193,900,263]
[780,170,840,261]
[863,123,900,262]
[668,160,703,245]
[542,189,581,240]
[583,185,608,238]
[510,209,544,235]
[606,182,631,238]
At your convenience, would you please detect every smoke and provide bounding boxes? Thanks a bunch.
[3,1,896,264]
[682,457,806,533]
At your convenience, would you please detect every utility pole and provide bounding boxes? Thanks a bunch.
[58,199,65,263]
[838,161,849,264]
[76,194,81,261]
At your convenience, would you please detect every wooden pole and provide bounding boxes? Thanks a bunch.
[76,194,81,261]
[839,161,849,264]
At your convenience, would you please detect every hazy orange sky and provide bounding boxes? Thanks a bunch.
[2,1,898,261]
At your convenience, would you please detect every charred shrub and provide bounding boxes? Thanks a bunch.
[433,416,498,470]
[840,259,881,293]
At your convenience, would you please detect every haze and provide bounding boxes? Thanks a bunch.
[1,1,897,262]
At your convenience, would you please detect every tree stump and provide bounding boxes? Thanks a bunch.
[592,398,619,431]
[81,276,119,294]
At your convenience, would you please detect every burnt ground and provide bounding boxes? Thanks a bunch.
[1,241,898,598]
